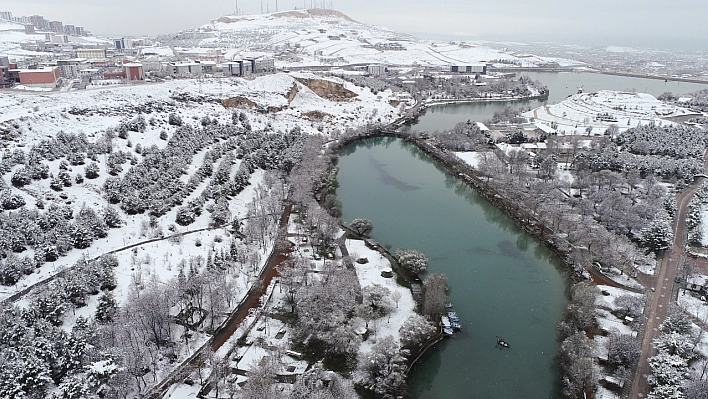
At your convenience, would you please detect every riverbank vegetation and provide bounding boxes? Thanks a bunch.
[324,109,708,397]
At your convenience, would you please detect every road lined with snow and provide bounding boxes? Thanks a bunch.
[630,151,708,398]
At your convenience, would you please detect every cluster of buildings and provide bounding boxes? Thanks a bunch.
[1,11,89,37]
[1,9,278,90]
[0,57,61,88]
[1,51,277,89]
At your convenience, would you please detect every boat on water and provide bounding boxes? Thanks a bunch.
[447,310,462,331]
[496,336,510,348]
[441,316,455,336]
[441,303,463,335]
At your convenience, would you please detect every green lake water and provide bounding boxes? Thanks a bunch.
[410,71,708,133]
[336,137,569,398]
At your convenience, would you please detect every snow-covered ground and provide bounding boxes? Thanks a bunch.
[678,288,708,322]
[595,286,643,336]
[454,151,482,168]
[195,9,576,69]
[0,72,400,150]
[525,90,698,136]
[346,238,416,355]
[699,209,708,247]
[0,69,404,305]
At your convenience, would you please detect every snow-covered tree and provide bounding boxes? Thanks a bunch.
[95,292,117,323]
[607,329,641,368]
[289,367,358,399]
[647,384,686,399]
[653,331,696,359]
[102,206,123,228]
[362,284,391,311]
[350,217,373,236]
[614,294,646,320]
[11,167,31,187]
[399,314,437,348]
[648,351,689,388]
[1,191,26,210]
[557,332,596,399]
[84,162,100,179]
[639,212,674,253]
[661,305,693,335]
[396,248,428,275]
[239,356,284,399]
[360,335,409,397]
[683,380,708,399]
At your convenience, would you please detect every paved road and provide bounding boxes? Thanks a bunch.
[630,154,708,397]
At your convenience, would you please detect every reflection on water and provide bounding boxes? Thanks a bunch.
[369,154,420,191]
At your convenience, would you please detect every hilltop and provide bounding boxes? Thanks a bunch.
[168,9,579,68]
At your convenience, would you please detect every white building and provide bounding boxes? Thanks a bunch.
[171,62,202,77]
[141,56,161,72]
[450,64,487,74]
[223,62,241,76]
[367,64,387,76]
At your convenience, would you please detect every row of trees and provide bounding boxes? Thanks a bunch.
[661,89,708,113]
[615,124,708,160]
[686,181,708,245]
[556,283,599,398]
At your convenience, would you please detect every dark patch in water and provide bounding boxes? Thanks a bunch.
[497,240,524,259]
[465,246,495,256]
[369,155,419,192]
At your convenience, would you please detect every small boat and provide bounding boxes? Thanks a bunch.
[496,336,510,348]
[445,302,454,309]
[441,316,455,336]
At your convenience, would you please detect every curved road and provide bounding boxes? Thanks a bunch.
[630,154,708,398]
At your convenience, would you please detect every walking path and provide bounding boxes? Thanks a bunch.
[144,205,292,399]
[629,152,708,397]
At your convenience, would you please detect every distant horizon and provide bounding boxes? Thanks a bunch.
[2,1,707,52]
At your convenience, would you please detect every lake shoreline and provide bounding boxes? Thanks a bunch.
[331,130,577,397]
[331,129,581,284]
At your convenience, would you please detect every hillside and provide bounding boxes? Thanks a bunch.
[525,90,700,135]
[0,19,111,60]
[170,9,579,68]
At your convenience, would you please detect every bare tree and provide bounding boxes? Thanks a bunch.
[391,290,402,308]
[422,273,448,320]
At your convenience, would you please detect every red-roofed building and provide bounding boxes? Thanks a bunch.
[16,67,60,88]
[124,63,144,81]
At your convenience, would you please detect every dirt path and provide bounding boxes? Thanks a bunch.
[629,154,708,397]
[145,204,292,399]
[587,266,643,293]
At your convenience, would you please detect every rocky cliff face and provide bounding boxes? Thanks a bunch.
[294,78,358,102]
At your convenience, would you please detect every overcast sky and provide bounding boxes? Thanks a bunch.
[4,0,707,50]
